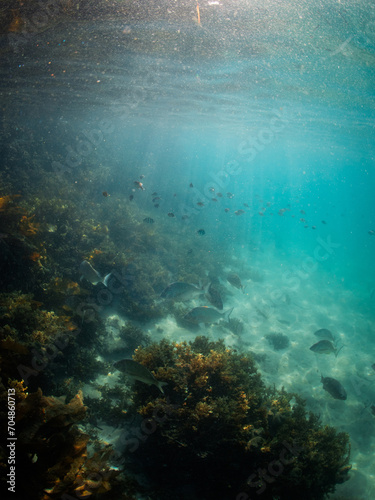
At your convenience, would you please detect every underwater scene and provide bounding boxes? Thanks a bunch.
[1,0,375,498]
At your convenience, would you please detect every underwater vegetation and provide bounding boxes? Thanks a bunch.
[265,332,290,350]
[0,380,125,499]
[127,337,350,500]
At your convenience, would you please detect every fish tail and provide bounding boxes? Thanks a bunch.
[224,306,234,322]
[102,273,113,287]
[157,381,168,394]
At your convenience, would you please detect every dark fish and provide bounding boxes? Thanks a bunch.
[207,284,223,310]
[224,208,230,213]
[152,197,161,202]
[187,249,193,255]
[154,204,159,208]
[151,192,158,196]
[197,202,204,207]
[321,375,347,400]
[212,198,218,202]
[182,215,190,220]
[161,281,209,300]
[209,187,215,192]
[368,230,375,235]
[197,229,205,235]
[227,273,245,292]
[311,226,316,230]
[371,363,375,371]
[227,192,234,199]
[190,183,194,188]
[234,210,245,215]
[310,340,340,356]
[217,192,223,197]
[243,203,249,207]
[102,191,109,197]
[114,359,167,394]
[129,194,134,201]
[184,306,233,325]
[321,220,327,224]
[300,210,306,214]
[304,225,309,228]
[167,212,175,217]
[140,174,145,179]
[314,328,334,341]
[143,217,154,224]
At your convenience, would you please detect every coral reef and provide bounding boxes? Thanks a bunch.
[126,337,350,500]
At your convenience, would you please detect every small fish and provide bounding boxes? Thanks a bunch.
[154,204,159,208]
[129,194,134,201]
[182,215,190,220]
[224,208,230,213]
[243,203,249,208]
[207,284,223,310]
[371,363,375,371]
[321,375,347,400]
[368,230,375,235]
[300,218,306,223]
[161,281,209,300]
[311,226,316,230]
[79,260,112,286]
[140,174,145,179]
[314,328,334,341]
[143,217,154,224]
[227,273,245,291]
[259,212,264,216]
[304,225,309,228]
[184,306,233,325]
[152,197,161,202]
[310,340,341,357]
[300,210,306,214]
[209,187,215,192]
[216,192,223,197]
[321,220,327,224]
[167,212,175,217]
[227,192,234,199]
[212,198,218,202]
[102,191,109,197]
[197,202,205,207]
[134,181,145,190]
[151,192,158,196]
[190,183,194,188]
[114,359,167,394]
[234,210,245,215]
[197,229,205,235]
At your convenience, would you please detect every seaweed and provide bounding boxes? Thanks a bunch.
[124,337,350,500]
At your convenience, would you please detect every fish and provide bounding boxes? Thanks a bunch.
[209,187,215,192]
[212,198,218,202]
[234,210,245,215]
[224,208,230,213]
[140,174,145,179]
[310,340,341,356]
[216,192,223,197]
[152,197,161,202]
[184,306,233,325]
[313,328,334,341]
[143,217,154,224]
[243,203,249,208]
[371,363,375,371]
[207,284,223,310]
[79,260,112,286]
[154,204,159,208]
[227,192,234,199]
[129,194,134,201]
[197,229,205,235]
[151,192,158,196]
[190,183,194,188]
[368,230,375,235]
[321,220,327,224]
[134,181,145,190]
[227,273,245,291]
[321,375,347,400]
[161,281,210,300]
[311,226,316,230]
[114,359,168,394]
[197,202,205,207]
[300,210,306,214]
[102,191,109,197]
[167,212,175,217]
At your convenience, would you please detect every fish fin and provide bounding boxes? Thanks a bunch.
[157,381,168,394]
[102,273,112,287]
[224,307,234,322]
[335,344,345,358]
[203,281,211,294]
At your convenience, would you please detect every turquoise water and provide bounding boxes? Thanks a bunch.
[1,1,375,498]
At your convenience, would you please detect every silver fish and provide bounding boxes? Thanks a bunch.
[161,281,209,300]
[184,306,233,325]
[313,328,334,341]
[79,260,112,286]
[114,359,167,394]
[321,375,347,400]
[226,273,245,292]
[310,340,344,358]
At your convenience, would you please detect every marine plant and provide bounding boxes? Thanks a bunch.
[126,336,351,499]
[265,332,290,350]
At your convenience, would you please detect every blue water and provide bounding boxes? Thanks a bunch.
[1,2,375,497]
